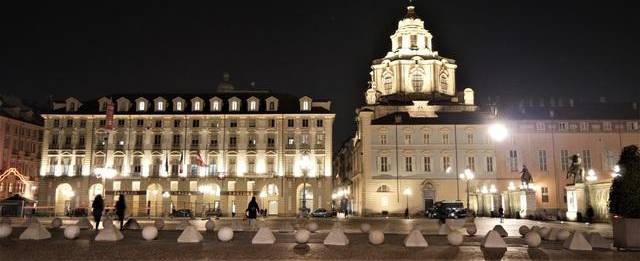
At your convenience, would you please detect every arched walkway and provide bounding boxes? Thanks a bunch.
[261,183,279,215]
[296,183,313,212]
[146,183,163,216]
[55,183,74,216]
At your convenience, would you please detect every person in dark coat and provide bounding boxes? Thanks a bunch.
[246,196,260,230]
[91,195,104,230]
[115,194,127,230]
[498,207,504,223]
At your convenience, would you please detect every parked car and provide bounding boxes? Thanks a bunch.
[310,208,333,218]
[425,201,469,219]
[172,208,193,218]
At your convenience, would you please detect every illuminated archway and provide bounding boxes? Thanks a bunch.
[54,183,74,216]
[88,183,103,203]
[260,183,279,215]
[296,183,313,211]
[146,183,163,216]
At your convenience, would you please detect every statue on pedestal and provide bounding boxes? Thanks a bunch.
[566,154,584,184]
[520,165,533,188]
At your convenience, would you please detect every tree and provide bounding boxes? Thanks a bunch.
[609,145,640,218]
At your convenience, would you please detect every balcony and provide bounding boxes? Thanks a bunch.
[171,144,181,150]
[134,144,143,150]
[247,144,257,152]
[189,144,200,151]
[228,145,238,152]
[152,144,162,150]
[62,144,72,150]
[266,145,276,152]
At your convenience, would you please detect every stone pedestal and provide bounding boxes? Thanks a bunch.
[566,183,586,221]
[519,189,537,218]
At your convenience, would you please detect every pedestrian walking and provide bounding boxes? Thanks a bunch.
[246,196,259,231]
[91,195,104,230]
[498,207,504,223]
[115,194,127,230]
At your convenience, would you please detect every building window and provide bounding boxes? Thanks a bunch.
[192,120,200,128]
[560,149,569,171]
[287,119,294,128]
[538,150,548,171]
[249,101,257,111]
[248,119,256,128]
[153,135,162,145]
[541,187,549,203]
[582,150,592,169]
[380,134,387,145]
[172,135,181,146]
[411,73,423,92]
[383,75,393,94]
[423,156,431,172]
[136,119,144,127]
[268,101,275,111]
[137,101,145,111]
[176,101,183,111]
[423,133,430,144]
[535,122,544,131]
[405,157,413,172]
[287,137,295,146]
[302,101,310,111]
[229,120,237,128]
[269,119,276,128]
[212,101,220,111]
[377,185,390,192]
[467,156,475,171]
[559,122,568,130]
[157,101,164,111]
[194,101,201,111]
[174,120,180,128]
[316,120,323,127]
[442,133,449,144]
[155,120,162,128]
[379,157,389,172]
[443,156,451,172]
[80,120,86,128]
[117,119,125,127]
[486,156,494,172]
[404,134,412,144]
[603,122,612,131]
[230,101,239,111]
[509,150,518,172]
[466,133,474,144]
[302,119,309,128]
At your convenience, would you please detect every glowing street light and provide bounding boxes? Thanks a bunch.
[586,169,598,182]
[508,181,516,191]
[403,187,412,218]
[611,165,621,178]
[459,168,474,208]
[488,123,509,142]
[299,153,312,217]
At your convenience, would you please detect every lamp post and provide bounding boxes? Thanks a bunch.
[459,168,474,209]
[403,187,412,218]
[299,153,312,217]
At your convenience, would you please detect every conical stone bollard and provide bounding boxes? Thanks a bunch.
[75,217,93,229]
[562,232,592,251]
[481,230,507,249]
[125,219,140,230]
[437,223,451,235]
[95,226,124,241]
[324,228,349,246]
[19,222,51,240]
[252,227,276,244]
[404,229,428,247]
[177,225,203,243]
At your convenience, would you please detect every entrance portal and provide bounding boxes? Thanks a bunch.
[145,183,163,216]
[54,183,74,216]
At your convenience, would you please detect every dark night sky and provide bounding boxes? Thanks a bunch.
[2,0,639,147]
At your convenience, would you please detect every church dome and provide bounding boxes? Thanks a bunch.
[216,72,235,92]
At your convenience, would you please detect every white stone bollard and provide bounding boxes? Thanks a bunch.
[368,230,384,245]
[295,229,311,244]
[0,223,12,238]
[360,223,371,233]
[557,229,571,241]
[217,226,234,242]
[525,231,541,248]
[154,219,165,230]
[447,231,464,246]
[466,224,477,236]
[64,225,80,240]
[142,226,158,241]
[519,225,530,237]
[306,222,318,233]
[51,218,63,229]
[205,219,215,231]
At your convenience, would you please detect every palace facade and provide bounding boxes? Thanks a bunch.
[37,78,335,217]
[340,4,640,220]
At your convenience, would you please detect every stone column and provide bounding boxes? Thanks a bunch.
[565,183,586,221]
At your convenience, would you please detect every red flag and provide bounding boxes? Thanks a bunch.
[196,153,206,167]
[105,100,114,130]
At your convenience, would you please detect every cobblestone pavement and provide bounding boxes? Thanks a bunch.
[0,217,631,260]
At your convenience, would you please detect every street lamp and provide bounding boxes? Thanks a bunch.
[612,165,621,178]
[488,123,509,142]
[299,153,312,217]
[586,169,598,182]
[403,187,412,218]
[459,168,474,209]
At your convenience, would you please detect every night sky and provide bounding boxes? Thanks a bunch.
[2,0,639,147]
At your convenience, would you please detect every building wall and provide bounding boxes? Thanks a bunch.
[37,99,334,217]
[0,115,42,199]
